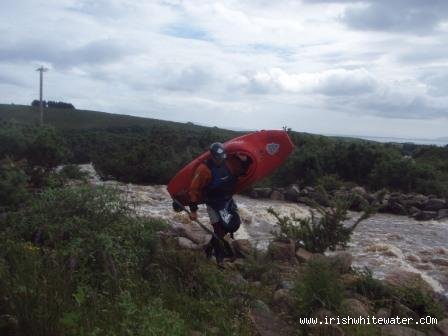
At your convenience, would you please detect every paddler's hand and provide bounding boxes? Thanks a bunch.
[189,211,198,221]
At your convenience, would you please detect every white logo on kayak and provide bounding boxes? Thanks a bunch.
[266,143,280,155]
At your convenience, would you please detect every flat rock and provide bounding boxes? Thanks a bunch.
[341,298,370,317]
[295,247,314,263]
[249,300,294,336]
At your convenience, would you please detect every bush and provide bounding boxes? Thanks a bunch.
[0,158,28,209]
[269,199,373,253]
[294,258,343,316]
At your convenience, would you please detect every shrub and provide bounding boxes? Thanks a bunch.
[294,258,343,316]
[0,158,28,209]
[269,199,373,253]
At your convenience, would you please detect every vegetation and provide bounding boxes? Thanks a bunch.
[268,198,373,253]
[1,104,448,195]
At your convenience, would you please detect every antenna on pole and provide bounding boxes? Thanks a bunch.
[36,66,49,126]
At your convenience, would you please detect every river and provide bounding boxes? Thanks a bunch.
[81,164,448,297]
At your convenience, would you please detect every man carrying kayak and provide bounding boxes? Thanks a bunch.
[188,142,250,265]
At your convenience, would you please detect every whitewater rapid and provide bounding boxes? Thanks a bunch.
[81,164,448,296]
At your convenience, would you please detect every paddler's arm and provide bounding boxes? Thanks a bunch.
[188,163,211,219]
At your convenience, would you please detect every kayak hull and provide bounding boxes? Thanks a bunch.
[167,130,294,205]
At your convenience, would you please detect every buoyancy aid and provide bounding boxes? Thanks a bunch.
[204,159,237,206]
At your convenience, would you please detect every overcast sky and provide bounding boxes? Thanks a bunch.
[1,0,448,138]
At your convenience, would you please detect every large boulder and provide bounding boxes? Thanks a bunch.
[341,298,370,317]
[385,270,433,294]
[413,211,438,221]
[437,209,448,220]
[270,190,285,201]
[272,289,295,314]
[295,247,314,263]
[232,239,253,257]
[249,300,294,336]
[284,184,300,202]
[268,240,296,263]
[253,188,273,199]
[423,198,447,211]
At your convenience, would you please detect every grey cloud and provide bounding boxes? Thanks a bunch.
[345,93,448,119]
[0,74,28,88]
[304,0,448,34]
[0,39,136,69]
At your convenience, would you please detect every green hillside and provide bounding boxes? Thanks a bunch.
[0,103,234,135]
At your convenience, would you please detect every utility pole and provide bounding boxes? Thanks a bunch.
[36,66,49,126]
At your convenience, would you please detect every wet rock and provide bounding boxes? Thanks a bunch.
[402,194,428,208]
[295,247,314,263]
[385,270,432,294]
[253,188,272,199]
[308,190,330,207]
[272,289,294,314]
[408,206,421,216]
[437,209,448,220]
[434,247,447,255]
[277,280,295,290]
[284,184,300,202]
[405,254,421,263]
[296,196,315,206]
[340,274,360,287]
[268,240,296,263]
[376,307,391,319]
[423,198,447,212]
[380,325,425,336]
[270,190,285,201]
[341,298,370,317]
[414,211,438,221]
[431,258,448,267]
[249,300,294,336]
[232,239,253,257]
[386,198,408,215]
[177,237,203,250]
[391,301,419,320]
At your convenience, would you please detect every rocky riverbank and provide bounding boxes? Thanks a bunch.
[247,185,448,221]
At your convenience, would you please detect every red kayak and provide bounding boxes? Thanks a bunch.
[167,130,294,205]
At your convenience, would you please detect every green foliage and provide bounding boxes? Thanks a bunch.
[392,286,444,320]
[25,126,70,170]
[294,259,343,316]
[2,104,448,196]
[269,199,372,253]
[0,185,254,335]
[317,174,344,192]
[0,158,28,209]
[352,268,393,307]
[59,165,89,181]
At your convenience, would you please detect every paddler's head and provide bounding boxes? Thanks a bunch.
[209,142,227,166]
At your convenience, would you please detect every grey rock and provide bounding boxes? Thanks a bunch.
[341,298,370,317]
[295,247,314,263]
[253,188,272,199]
[437,209,448,220]
[284,184,300,202]
[270,190,285,201]
[414,211,438,221]
[423,198,447,211]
